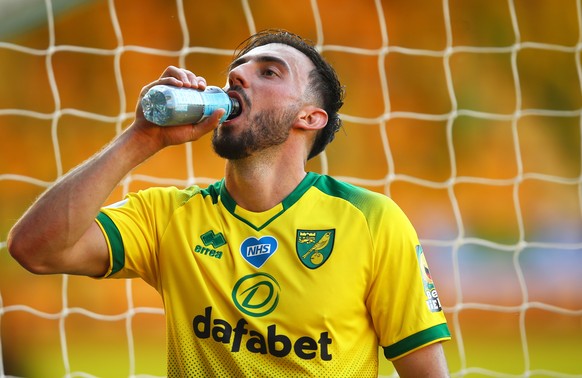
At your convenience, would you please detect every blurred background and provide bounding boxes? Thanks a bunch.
[0,0,581,376]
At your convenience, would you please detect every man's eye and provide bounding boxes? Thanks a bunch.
[263,69,278,77]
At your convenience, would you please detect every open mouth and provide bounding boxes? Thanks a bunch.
[226,90,243,120]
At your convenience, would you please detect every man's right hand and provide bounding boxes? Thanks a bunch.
[131,65,225,153]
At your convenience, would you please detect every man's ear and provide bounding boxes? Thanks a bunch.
[295,106,328,131]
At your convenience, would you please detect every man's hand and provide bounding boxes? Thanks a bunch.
[132,66,225,151]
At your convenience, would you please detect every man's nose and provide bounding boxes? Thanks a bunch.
[227,65,249,88]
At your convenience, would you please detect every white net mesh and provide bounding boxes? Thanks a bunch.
[1,0,581,377]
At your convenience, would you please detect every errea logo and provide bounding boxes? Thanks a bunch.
[201,230,226,248]
[194,230,226,260]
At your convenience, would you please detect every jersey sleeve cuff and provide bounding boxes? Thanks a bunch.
[382,323,451,360]
[95,211,125,278]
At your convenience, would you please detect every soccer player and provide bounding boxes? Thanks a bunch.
[8,30,451,377]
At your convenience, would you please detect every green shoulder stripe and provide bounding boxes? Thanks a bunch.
[383,323,451,360]
[311,173,381,214]
[196,180,222,204]
[96,212,124,276]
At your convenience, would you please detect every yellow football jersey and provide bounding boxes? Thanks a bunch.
[96,172,450,377]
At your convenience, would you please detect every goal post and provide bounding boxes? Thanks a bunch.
[1,0,581,377]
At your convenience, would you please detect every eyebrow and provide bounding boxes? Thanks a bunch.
[228,54,291,73]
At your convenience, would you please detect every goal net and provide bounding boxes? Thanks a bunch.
[1,0,581,376]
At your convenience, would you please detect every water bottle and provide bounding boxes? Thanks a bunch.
[141,85,241,126]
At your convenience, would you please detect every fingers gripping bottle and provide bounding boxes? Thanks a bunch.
[141,85,241,126]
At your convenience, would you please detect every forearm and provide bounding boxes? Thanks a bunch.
[7,126,158,273]
[8,66,222,275]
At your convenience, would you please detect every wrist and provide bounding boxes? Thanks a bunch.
[115,124,164,167]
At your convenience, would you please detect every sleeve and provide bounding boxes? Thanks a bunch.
[95,186,192,290]
[365,197,451,360]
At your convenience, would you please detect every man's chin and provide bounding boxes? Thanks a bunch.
[212,142,251,160]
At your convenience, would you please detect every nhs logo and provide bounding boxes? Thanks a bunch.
[240,236,278,268]
[246,244,271,257]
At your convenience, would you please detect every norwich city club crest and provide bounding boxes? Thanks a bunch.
[296,229,335,269]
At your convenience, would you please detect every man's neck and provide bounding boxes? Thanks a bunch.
[223,152,307,213]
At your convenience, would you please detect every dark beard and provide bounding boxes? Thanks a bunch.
[212,105,298,160]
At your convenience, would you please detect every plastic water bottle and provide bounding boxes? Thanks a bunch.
[141,85,241,126]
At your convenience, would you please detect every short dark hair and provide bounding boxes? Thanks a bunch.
[231,29,345,160]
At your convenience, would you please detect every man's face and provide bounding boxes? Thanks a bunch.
[212,43,315,160]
